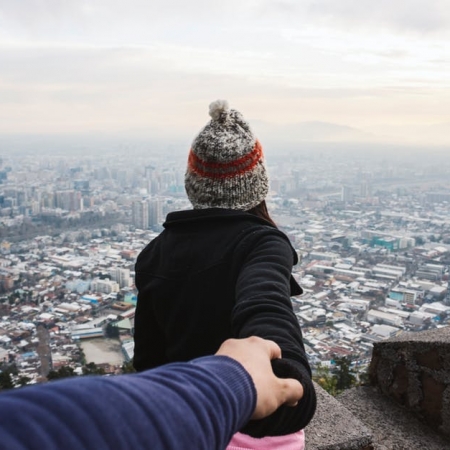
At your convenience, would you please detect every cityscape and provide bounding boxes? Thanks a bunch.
[1,146,450,385]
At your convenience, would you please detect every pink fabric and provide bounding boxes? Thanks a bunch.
[226,429,305,450]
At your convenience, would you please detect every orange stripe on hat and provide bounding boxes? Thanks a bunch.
[188,140,263,180]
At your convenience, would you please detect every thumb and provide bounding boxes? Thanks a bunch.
[278,378,304,407]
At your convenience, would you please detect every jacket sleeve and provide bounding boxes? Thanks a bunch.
[0,356,256,450]
[231,229,316,436]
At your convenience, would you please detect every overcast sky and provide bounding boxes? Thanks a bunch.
[1,0,449,146]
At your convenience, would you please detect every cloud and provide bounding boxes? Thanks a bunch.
[0,1,91,37]
[0,1,449,146]
[306,0,450,34]
[0,0,255,42]
[3,0,450,46]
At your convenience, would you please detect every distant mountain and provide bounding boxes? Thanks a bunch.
[1,120,447,157]
[251,120,374,144]
[366,122,450,146]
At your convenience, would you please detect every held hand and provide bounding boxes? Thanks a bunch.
[215,337,304,420]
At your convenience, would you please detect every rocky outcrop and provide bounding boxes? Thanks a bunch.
[338,386,450,450]
[369,327,450,437]
[306,327,450,448]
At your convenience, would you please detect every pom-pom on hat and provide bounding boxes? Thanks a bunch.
[185,100,269,210]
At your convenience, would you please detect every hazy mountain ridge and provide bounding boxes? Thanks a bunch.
[0,120,448,158]
[251,120,374,143]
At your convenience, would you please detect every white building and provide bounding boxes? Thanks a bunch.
[367,309,403,327]
[132,200,149,230]
[91,278,119,294]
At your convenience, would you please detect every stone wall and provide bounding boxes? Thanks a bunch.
[369,326,450,437]
[305,382,373,450]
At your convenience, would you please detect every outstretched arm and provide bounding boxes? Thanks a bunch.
[0,338,302,450]
[232,229,316,436]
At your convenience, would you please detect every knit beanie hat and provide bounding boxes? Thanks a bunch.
[185,100,269,210]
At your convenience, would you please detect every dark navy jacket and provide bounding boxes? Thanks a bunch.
[134,208,316,436]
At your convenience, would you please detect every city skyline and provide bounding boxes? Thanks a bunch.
[1,0,449,148]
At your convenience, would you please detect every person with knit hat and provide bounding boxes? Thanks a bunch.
[185,99,268,211]
[133,100,316,449]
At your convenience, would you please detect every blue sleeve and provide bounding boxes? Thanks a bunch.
[0,356,256,450]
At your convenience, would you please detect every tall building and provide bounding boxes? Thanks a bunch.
[36,324,52,377]
[0,156,5,184]
[132,200,149,229]
[341,185,354,203]
[360,181,371,198]
[292,170,301,190]
[55,190,83,212]
[446,268,450,306]
[148,198,163,228]
[145,166,160,194]
[109,267,131,288]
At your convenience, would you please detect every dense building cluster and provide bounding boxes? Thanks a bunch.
[0,149,449,384]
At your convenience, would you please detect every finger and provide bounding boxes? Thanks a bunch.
[264,339,282,360]
[279,379,304,407]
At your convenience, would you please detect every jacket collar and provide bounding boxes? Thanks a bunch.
[163,208,276,229]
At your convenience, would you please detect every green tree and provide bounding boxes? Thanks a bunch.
[0,371,15,391]
[82,362,105,376]
[17,376,31,387]
[333,356,357,392]
[121,361,136,374]
[105,322,120,339]
[47,366,77,380]
[313,364,338,396]
[75,347,86,365]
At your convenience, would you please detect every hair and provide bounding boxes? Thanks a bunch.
[247,200,277,227]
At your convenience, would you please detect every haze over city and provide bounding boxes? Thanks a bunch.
[1,0,449,151]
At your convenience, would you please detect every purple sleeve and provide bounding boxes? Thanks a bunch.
[0,356,256,450]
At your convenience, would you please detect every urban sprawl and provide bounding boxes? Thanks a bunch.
[1,148,450,383]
